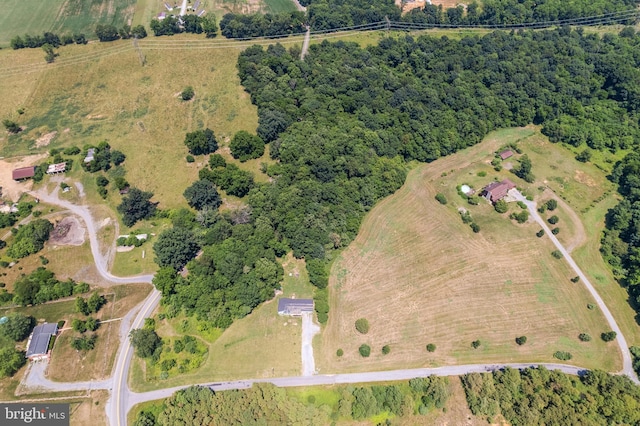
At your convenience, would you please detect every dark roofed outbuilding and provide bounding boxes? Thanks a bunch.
[26,323,58,359]
[499,150,514,160]
[12,166,36,181]
[277,298,314,316]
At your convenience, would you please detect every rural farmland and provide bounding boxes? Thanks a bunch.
[318,128,621,373]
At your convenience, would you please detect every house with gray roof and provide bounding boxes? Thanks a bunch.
[26,323,58,359]
[277,298,314,316]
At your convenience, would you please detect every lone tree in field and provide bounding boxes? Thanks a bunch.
[601,331,617,342]
[548,215,559,224]
[3,119,20,134]
[359,344,371,357]
[471,340,481,349]
[382,345,391,355]
[513,154,534,183]
[546,199,558,211]
[184,128,217,155]
[435,193,447,205]
[117,188,156,227]
[579,333,591,342]
[426,343,436,352]
[181,86,195,101]
[515,336,527,345]
[183,180,221,211]
[355,318,370,334]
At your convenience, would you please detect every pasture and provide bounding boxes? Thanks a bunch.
[0,0,136,46]
[317,127,623,374]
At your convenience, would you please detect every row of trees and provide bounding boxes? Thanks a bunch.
[150,15,218,37]
[12,267,90,306]
[10,32,87,50]
[218,0,637,38]
[96,24,147,42]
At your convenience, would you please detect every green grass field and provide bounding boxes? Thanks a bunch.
[0,0,136,45]
[317,127,623,375]
[263,0,297,14]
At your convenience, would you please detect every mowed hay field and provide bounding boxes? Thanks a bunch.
[317,128,622,374]
[0,0,136,46]
[0,37,260,209]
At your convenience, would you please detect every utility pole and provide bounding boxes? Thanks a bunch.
[133,36,146,66]
[385,15,390,36]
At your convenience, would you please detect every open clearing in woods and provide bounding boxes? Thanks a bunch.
[317,127,623,374]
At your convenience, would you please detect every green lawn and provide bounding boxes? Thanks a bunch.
[0,0,137,45]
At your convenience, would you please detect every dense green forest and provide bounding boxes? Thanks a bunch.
[153,26,640,326]
[133,377,450,425]
[461,367,640,424]
[219,0,638,38]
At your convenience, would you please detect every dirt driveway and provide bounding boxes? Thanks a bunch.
[0,154,47,202]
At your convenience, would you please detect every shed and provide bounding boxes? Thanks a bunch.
[277,298,314,316]
[499,150,514,160]
[12,166,36,181]
[84,148,95,163]
[26,323,58,359]
[482,179,516,203]
[46,162,66,174]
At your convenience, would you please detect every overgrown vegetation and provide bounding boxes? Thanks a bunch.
[134,376,451,424]
[462,367,640,424]
[11,268,89,306]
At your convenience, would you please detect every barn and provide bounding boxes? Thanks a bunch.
[277,298,314,316]
[12,166,36,181]
[26,323,58,360]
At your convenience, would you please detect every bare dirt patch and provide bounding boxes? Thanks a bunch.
[35,131,57,148]
[574,170,597,187]
[50,216,86,246]
[0,153,48,202]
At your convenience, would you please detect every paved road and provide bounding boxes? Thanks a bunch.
[126,362,586,408]
[515,191,639,384]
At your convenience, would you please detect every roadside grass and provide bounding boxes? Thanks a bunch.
[128,400,166,426]
[35,283,151,382]
[317,127,620,375]
[263,0,298,13]
[0,0,136,46]
[69,390,109,426]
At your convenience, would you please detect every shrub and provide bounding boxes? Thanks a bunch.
[336,349,343,357]
[551,250,563,259]
[587,303,595,310]
[186,155,195,163]
[477,171,487,177]
[548,215,559,224]
[551,227,560,235]
[517,201,527,209]
[538,204,547,213]
[494,199,508,213]
[470,222,480,233]
[435,193,447,205]
[571,276,580,283]
[546,199,558,210]
[96,176,109,187]
[426,343,436,352]
[515,336,527,345]
[382,345,390,355]
[355,318,369,334]
[536,229,545,238]
[181,86,194,101]
[359,344,371,357]
[471,340,481,349]
[553,351,572,361]
[601,331,617,342]
[578,333,591,342]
